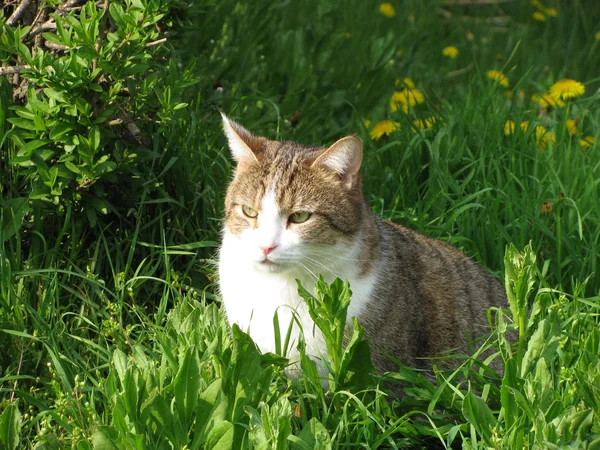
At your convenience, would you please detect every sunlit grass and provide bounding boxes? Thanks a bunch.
[1,0,600,447]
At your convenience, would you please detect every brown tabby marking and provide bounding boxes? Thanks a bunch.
[220,115,508,375]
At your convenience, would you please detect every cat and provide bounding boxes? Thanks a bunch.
[218,113,508,378]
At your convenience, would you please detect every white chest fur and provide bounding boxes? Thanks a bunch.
[218,231,377,366]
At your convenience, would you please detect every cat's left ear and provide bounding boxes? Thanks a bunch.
[221,113,265,169]
[311,135,363,189]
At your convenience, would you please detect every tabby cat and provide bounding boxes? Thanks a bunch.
[218,114,507,376]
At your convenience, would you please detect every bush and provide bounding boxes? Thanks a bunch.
[1,0,193,231]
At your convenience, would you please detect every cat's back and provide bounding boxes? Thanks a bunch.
[359,217,507,371]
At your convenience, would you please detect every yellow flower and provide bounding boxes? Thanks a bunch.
[544,7,558,17]
[532,93,564,108]
[520,121,530,132]
[595,31,600,41]
[550,79,585,101]
[370,120,399,140]
[532,12,546,22]
[504,120,516,135]
[413,116,438,130]
[531,0,543,8]
[580,136,595,149]
[535,126,555,151]
[363,120,371,129]
[442,46,459,59]
[486,70,509,87]
[379,3,395,18]
[390,88,425,113]
[566,119,578,136]
[395,78,415,89]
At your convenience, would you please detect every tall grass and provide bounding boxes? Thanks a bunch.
[2,0,600,447]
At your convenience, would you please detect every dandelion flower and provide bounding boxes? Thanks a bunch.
[532,93,564,108]
[413,117,438,130]
[580,136,595,149]
[566,119,578,136]
[486,70,509,87]
[532,0,543,8]
[442,46,459,59]
[395,78,415,89]
[364,120,371,129]
[370,120,399,140]
[535,125,555,151]
[532,12,547,22]
[379,3,396,18]
[544,7,558,17]
[504,120,516,135]
[390,88,424,113]
[595,31,600,41]
[520,121,530,132]
[550,79,585,101]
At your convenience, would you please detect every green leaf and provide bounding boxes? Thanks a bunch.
[205,421,234,450]
[173,346,201,426]
[42,32,66,47]
[291,418,332,450]
[16,139,49,157]
[50,122,74,140]
[43,87,67,103]
[1,197,30,242]
[504,242,537,332]
[461,391,497,444]
[0,401,22,450]
[86,206,98,228]
[7,118,37,131]
[33,115,47,132]
[109,4,126,27]
[92,426,125,450]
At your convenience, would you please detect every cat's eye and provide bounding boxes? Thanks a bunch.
[241,205,258,218]
[288,211,311,224]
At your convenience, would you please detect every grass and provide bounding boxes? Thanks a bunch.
[2,0,600,448]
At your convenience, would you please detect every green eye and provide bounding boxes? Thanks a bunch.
[241,205,258,218]
[289,211,311,224]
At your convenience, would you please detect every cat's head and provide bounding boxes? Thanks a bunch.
[221,114,365,273]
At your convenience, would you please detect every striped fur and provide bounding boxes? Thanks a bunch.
[218,115,508,376]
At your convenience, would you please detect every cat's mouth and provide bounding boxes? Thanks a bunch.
[257,256,287,272]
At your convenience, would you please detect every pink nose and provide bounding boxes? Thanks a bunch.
[260,245,277,256]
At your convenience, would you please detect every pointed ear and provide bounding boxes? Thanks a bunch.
[311,135,363,189]
[221,113,265,168]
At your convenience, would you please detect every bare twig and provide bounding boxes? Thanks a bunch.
[44,40,69,51]
[57,0,86,14]
[28,20,58,38]
[10,341,25,403]
[6,0,33,26]
[447,62,475,78]
[0,65,32,76]
[92,0,109,73]
[146,38,167,48]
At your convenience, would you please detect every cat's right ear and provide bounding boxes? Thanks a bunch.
[221,113,264,169]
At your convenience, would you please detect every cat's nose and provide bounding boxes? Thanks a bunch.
[260,244,277,256]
